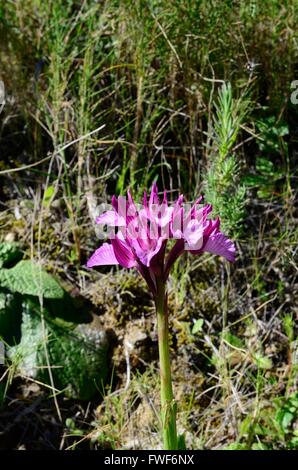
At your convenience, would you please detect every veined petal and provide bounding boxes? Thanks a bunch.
[87,243,119,267]
[190,197,204,219]
[159,206,174,229]
[149,181,159,205]
[146,236,165,267]
[111,236,136,268]
[175,194,184,207]
[147,204,173,233]
[148,238,167,278]
[127,190,139,222]
[203,216,220,238]
[184,219,204,250]
[171,206,184,238]
[162,191,168,206]
[202,232,236,262]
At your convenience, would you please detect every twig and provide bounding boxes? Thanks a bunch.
[0,124,106,175]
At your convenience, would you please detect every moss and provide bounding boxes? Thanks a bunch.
[90,270,152,327]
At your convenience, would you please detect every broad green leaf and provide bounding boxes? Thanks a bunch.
[0,260,64,299]
[8,299,108,400]
[276,409,294,430]
[282,411,294,430]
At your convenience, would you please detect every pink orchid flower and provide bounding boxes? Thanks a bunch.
[87,182,235,293]
[86,182,236,450]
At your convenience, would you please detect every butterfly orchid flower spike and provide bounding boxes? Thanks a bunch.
[87,182,236,450]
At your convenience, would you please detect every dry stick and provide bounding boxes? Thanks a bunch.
[149,10,182,68]
[18,374,61,392]
[0,155,54,175]
[130,74,144,188]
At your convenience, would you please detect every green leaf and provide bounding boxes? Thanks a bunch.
[8,299,109,400]
[282,314,294,342]
[192,318,204,335]
[0,289,22,345]
[256,157,276,176]
[239,415,253,436]
[275,409,294,431]
[241,174,268,187]
[0,260,65,299]
[223,442,247,450]
[281,411,293,430]
[0,243,22,268]
[177,433,187,450]
[253,352,273,370]
[251,442,269,450]
[223,331,244,349]
[257,187,275,199]
[42,185,55,207]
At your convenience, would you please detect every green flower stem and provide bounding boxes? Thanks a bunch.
[156,277,177,450]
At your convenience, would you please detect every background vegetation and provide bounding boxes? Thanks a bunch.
[0,0,297,450]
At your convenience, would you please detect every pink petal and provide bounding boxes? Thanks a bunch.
[111,236,136,268]
[162,191,168,206]
[145,237,165,267]
[203,216,220,238]
[111,195,118,211]
[158,206,174,229]
[147,204,173,235]
[147,239,167,277]
[96,211,125,226]
[195,195,204,205]
[176,194,184,206]
[149,181,159,205]
[87,243,119,267]
[171,206,184,238]
[184,219,204,250]
[127,189,136,209]
[202,232,236,262]
[143,191,148,208]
